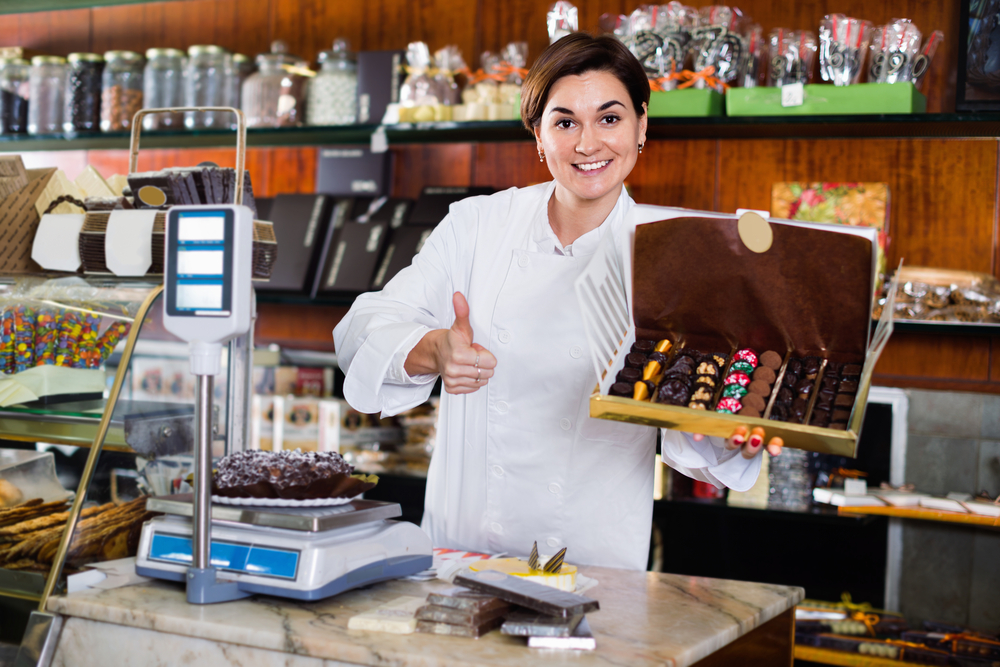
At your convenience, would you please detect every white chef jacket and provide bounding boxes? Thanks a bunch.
[333,181,762,571]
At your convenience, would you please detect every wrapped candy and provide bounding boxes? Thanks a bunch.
[625,4,697,87]
[74,312,102,369]
[690,5,750,90]
[13,305,35,373]
[97,320,131,362]
[819,15,874,86]
[547,1,578,44]
[740,23,765,88]
[912,30,944,89]
[399,42,438,123]
[766,29,817,87]
[0,309,14,374]
[33,308,60,366]
[433,45,466,106]
[599,13,630,41]
[869,19,922,84]
[55,311,81,367]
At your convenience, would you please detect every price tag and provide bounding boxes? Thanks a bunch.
[370,126,388,153]
[780,82,804,107]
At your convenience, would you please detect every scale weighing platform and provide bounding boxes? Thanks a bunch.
[136,496,433,601]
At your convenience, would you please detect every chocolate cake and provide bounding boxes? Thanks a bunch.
[212,450,377,500]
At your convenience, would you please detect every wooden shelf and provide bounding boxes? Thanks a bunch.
[794,645,928,667]
[837,505,1000,528]
[5,114,1000,153]
[0,0,168,14]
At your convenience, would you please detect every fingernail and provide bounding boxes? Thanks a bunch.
[732,436,745,446]
[749,435,762,447]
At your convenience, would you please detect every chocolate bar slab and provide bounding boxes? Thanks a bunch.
[415,603,508,626]
[501,610,583,637]
[454,570,599,618]
[416,616,504,638]
[427,587,508,613]
[526,617,596,650]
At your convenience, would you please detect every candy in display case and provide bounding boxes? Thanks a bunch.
[581,207,895,457]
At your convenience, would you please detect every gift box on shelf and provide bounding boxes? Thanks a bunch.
[0,160,57,274]
[580,207,896,457]
[726,82,926,116]
[647,89,724,117]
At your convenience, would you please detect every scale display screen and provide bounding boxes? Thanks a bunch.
[166,209,235,317]
[148,533,299,580]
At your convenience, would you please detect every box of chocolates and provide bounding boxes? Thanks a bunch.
[582,207,896,457]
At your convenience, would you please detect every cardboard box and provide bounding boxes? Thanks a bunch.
[581,207,896,457]
[0,168,56,273]
[726,82,926,116]
[648,89,724,117]
[256,194,334,292]
[316,147,393,197]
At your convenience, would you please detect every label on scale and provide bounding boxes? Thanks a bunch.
[148,533,300,580]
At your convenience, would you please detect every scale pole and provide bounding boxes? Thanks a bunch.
[193,374,214,570]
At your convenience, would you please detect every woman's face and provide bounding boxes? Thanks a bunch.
[534,69,647,206]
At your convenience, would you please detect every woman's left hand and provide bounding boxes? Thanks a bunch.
[693,428,783,459]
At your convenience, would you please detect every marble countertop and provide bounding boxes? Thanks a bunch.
[48,567,803,667]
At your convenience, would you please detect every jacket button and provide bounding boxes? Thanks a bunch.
[570,346,582,358]
[518,255,530,268]
[496,401,509,414]
[498,330,511,343]
[491,522,503,534]
[546,537,560,548]
[548,483,561,494]
[492,465,504,478]
[560,418,572,431]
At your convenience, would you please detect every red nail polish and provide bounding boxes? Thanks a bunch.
[749,436,762,447]
[732,436,745,446]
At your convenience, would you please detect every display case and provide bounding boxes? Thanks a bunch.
[0,274,253,639]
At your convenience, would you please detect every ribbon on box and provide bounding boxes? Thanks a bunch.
[650,66,731,92]
[457,63,528,85]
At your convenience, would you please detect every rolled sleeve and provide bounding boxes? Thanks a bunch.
[659,429,762,492]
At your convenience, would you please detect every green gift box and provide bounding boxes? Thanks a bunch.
[648,89,724,117]
[726,82,926,116]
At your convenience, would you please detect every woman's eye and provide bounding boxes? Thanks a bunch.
[556,118,575,129]
[601,114,621,125]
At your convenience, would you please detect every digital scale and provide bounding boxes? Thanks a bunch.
[136,202,432,604]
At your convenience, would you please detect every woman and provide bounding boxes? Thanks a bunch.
[333,33,782,571]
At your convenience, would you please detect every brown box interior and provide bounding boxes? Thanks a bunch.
[0,168,56,274]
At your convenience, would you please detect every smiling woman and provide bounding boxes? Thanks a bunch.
[333,32,778,572]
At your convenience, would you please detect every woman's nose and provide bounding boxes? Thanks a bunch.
[575,123,600,155]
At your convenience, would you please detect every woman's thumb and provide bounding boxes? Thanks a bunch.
[451,292,474,341]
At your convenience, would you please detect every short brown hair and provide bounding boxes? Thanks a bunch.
[520,33,650,131]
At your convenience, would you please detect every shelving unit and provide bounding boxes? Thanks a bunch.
[5,114,1000,153]
[838,505,1000,528]
[795,645,928,667]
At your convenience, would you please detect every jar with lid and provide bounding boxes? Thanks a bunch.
[306,39,357,126]
[64,53,103,133]
[27,56,67,135]
[225,53,253,124]
[242,41,307,128]
[101,51,143,132]
[142,48,185,130]
[0,58,30,134]
[185,44,230,129]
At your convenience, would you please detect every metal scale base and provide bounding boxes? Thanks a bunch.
[135,496,433,602]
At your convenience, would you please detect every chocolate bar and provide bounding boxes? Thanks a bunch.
[454,570,599,618]
[501,610,583,637]
[415,603,507,626]
[415,617,504,638]
[526,617,596,650]
[426,587,508,613]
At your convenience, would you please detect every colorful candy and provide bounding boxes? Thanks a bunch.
[730,360,755,375]
[13,306,35,373]
[74,312,103,369]
[0,309,14,374]
[55,311,81,367]
[97,321,130,362]
[734,348,759,367]
[723,371,751,387]
[33,309,60,366]
[716,397,743,413]
[722,384,748,399]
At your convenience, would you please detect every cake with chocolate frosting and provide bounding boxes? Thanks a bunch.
[212,450,377,500]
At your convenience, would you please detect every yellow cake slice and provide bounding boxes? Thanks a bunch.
[467,556,577,592]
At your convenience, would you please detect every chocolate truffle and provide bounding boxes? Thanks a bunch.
[743,392,766,412]
[711,353,728,367]
[834,393,854,407]
[657,379,691,406]
[839,379,859,393]
[816,390,835,410]
[649,351,669,365]
[748,379,772,397]
[617,367,641,384]
[760,350,783,371]
[821,376,840,391]
[738,406,761,418]
[687,400,709,410]
[782,372,798,388]
[787,358,802,376]
[691,386,713,402]
[695,375,717,389]
[626,352,647,369]
[809,410,830,427]
[777,387,794,404]
[795,378,815,396]
[769,403,789,421]
[610,382,632,397]
[803,357,821,376]
[753,366,776,385]
[695,361,720,377]
[631,339,656,354]
[841,364,862,377]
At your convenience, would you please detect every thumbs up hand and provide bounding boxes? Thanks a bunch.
[403,292,497,395]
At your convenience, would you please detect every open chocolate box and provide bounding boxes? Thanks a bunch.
[579,206,897,457]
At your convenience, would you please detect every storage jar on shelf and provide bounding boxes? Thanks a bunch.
[306,38,357,126]
[101,50,143,132]
[242,40,307,128]
[225,53,253,126]
[185,44,230,129]
[27,56,67,135]
[142,48,185,130]
[0,58,30,135]
[64,52,104,133]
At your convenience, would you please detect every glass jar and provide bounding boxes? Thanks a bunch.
[27,56,67,135]
[306,39,357,126]
[64,52,104,133]
[241,41,307,128]
[0,58,30,135]
[101,50,143,132]
[225,53,253,123]
[185,44,230,129]
[142,48,185,130]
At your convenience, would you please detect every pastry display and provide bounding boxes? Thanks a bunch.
[875,267,1000,325]
[0,479,23,508]
[212,450,378,500]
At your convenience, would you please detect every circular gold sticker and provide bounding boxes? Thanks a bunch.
[737,212,773,253]
[137,185,167,207]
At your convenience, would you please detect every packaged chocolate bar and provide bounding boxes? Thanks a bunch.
[584,208,893,457]
[415,603,507,626]
[426,587,508,613]
[415,616,503,638]
[454,570,599,618]
[501,610,583,637]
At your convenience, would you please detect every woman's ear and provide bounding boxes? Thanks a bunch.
[639,102,648,145]
[533,124,543,153]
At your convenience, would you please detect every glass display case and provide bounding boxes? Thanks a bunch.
[0,275,252,638]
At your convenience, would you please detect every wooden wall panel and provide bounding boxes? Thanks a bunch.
[255,303,346,350]
[390,144,473,199]
[472,143,551,190]
[627,139,717,209]
[718,139,998,274]
[875,334,993,386]
[0,9,91,55]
